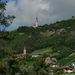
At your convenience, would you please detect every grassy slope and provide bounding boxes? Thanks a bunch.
[31,47,75,66]
[26,61,35,66]
[31,47,52,54]
[59,54,75,66]
[61,74,75,75]
[31,47,60,57]
[26,47,60,66]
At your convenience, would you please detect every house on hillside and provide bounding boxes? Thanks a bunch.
[63,66,73,73]
[72,62,75,68]
[45,57,59,67]
[45,57,52,64]
[32,53,41,57]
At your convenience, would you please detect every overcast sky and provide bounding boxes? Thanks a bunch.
[5,0,75,30]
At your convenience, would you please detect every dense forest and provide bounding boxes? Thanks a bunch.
[0,17,75,75]
[1,0,75,74]
[0,18,75,60]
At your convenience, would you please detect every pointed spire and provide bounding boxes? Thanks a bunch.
[33,17,38,28]
[36,17,38,22]
[24,45,26,50]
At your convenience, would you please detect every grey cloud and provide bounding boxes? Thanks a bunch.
[5,0,75,29]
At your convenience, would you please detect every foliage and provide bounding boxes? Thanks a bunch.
[61,74,75,75]
[59,54,75,66]
[0,0,15,31]
[0,17,75,74]
[0,62,11,75]
[1,18,75,59]
[53,67,63,75]
[33,54,50,75]
[0,44,15,60]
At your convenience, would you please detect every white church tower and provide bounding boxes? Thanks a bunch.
[35,17,38,27]
[33,17,38,28]
[24,45,26,55]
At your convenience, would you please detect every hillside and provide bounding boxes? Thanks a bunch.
[59,53,75,66]
[0,17,75,60]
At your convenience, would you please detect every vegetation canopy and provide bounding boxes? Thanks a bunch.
[0,0,75,74]
[0,0,15,31]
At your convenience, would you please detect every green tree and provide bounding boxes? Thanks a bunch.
[0,62,11,75]
[0,0,15,31]
[53,67,63,75]
[0,46,15,59]
[33,55,50,75]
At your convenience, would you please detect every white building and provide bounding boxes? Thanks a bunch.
[33,17,38,28]
[24,45,26,55]
[32,54,41,57]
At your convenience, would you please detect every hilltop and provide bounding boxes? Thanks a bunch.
[0,17,75,60]
[1,17,75,75]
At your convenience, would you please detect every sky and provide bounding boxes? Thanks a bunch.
[3,0,75,30]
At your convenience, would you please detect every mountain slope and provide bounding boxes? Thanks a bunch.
[0,17,75,60]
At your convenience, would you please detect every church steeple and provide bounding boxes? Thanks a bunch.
[36,17,38,27]
[36,17,38,22]
[24,45,26,55]
[33,17,38,28]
